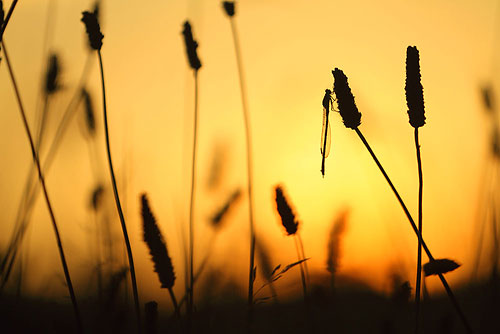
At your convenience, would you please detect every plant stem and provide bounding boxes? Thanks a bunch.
[2,41,82,334]
[297,234,310,285]
[414,128,423,334]
[354,127,473,334]
[168,287,181,319]
[187,69,200,332]
[0,0,18,41]
[0,54,94,291]
[228,16,257,329]
[294,235,307,299]
[97,50,141,332]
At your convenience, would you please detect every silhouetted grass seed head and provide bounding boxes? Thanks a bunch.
[332,68,361,129]
[405,46,426,128]
[274,185,299,236]
[45,54,60,95]
[81,11,103,50]
[141,194,176,289]
[182,21,202,71]
[223,1,235,17]
[81,88,96,135]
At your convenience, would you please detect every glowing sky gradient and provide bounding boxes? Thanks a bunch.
[0,0,499,308]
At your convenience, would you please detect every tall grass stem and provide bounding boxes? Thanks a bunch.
[2,41,82,334]
[0,0,18,40]
[97,50,141,332]
[228,16,257,327]
[187,69,200,330]
[294,236,307,298]
[297,234,309,285]
[354,127,473,334]
[414,128,423,334]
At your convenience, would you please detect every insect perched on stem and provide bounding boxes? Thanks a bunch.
[321,89,334,177]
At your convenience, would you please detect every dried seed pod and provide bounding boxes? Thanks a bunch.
[141,194,175,289]
[81,11,104,50]
[405,46,426,128]
[274,185,299,235]
[222,1,235,17]
[332,68,361,129]
[182,21,202,71]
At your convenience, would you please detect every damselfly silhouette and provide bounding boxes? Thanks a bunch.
[321,89,334,177]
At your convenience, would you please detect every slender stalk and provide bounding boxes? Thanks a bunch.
[187,70,200,330]
[97,50,141,332]
[354,127,473,334]
[228,16,257,325]
[0,54,94,290]
[414,128,423,334]
[2,41,82,334]
[168,287,181,319]
[294,236,307,298]
[0,0,18,41]
[297,234,310,285]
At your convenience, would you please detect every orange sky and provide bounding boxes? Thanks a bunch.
[1,0,499,309]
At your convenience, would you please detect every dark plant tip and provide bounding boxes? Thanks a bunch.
[45,54,60,95]
[182,21,202,70]
[82,89,96,133]
[332,68,361,129]
[405,46,426,128]
[81,88,96,135]
[141,194,176,289]
[274,185,299,236]
[89,184,104,211]
[481,85,495,113]
[222,1,235,17]
[423,259,460,277]
[81,11,103,50]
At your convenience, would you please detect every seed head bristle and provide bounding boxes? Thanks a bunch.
[222,1,235,17]
[182,21,202,71]
[141,194,175,289]
[274,185,299,236]
[81,11,103,51]
[405,46,426,128]
[81,88,96,135]
[332,68,361,129]
[45,54,60,95]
